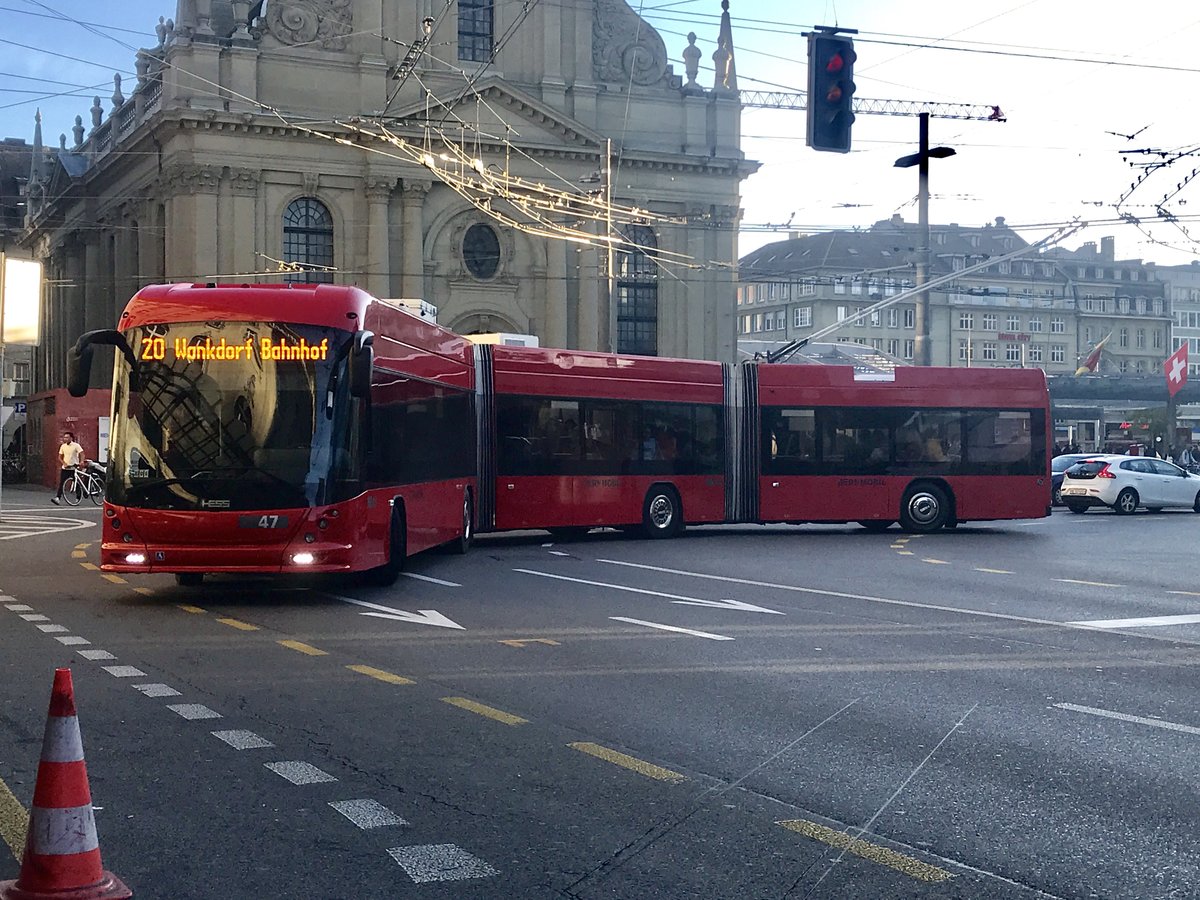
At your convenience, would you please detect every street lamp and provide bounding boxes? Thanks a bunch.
[895,112,956,366]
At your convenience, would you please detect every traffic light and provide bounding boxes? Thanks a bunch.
[807,32,856,154]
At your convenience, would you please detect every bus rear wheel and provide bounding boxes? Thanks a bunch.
[899,484,950,533]
[449,491,473,555]
[642,486,683,539]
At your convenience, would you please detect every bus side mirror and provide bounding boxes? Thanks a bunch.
[67,341,95,397]
[348,330,374,399]
[67,329,140,397]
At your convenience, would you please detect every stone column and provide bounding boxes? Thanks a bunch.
[365,177,395,297]
[227,168,260,278]
[136,200,160,283]
[113,209,136,320]
[686,207,708,359]
[399,181,429,298]
[543,236,568,348]
[162,164,221,280]
[712,205,740,363]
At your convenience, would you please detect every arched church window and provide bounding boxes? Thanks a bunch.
[616,225,658,356]
[463,223,501,280]
[458,0,494,62]
[282,197,334,283]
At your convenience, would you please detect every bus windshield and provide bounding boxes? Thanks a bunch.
[108,321,354,511]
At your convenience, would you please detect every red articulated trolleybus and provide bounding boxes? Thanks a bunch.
[69,284,1049,584]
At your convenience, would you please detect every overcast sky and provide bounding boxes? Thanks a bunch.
[3,0,1200,268]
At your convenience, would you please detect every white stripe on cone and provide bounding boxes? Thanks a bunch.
[40,715,85,763]
[27,803,100,856]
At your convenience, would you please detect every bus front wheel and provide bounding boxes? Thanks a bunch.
[368,507,406,586]
[899,484,950,533]
[449,491,473,555]
[642,486,683,539]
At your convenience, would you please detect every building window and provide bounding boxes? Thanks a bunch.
[1119,328,1129,348]
[981,342,997,361]
[1084,327,1092,344]
[1136,328,1146,349]
[1097,298,1107,313]
[799,280,815,296]
[616,225,657,355]
[1154,330,1163,349]
[903,340,914,360]
[904,307,915,329]
[959,312,974,330]
[958,340,971,362]
[1135,359,1145,373]
[834,280,846,295]
[1029,316,1042,333]
[850,280,862,295]
[998,261,1011,275]
[1006,343,1021,362]
[794,306,812,328]
[871,338,883,350]
[740,315,750,334]
[1050,317,1065,333]
[1051,344,1065,363]
[1154,298,1164,315]
[982,313,998,330]
[1118,297,1130,314]
[1007,314,1021,331]
[753,313,764,332]
[458,0,494,62]
[836,306,848,321]
[855,306,866,326]
[870,309,880,326]
[1029,345,1043,363]
[1119,359,1128,373]
[1082,297,1094,312]
[1136,297,1146,314]
[887,308,899,328]
[887,339,900,356]
[282,197,334,283]
[463,223,501,279]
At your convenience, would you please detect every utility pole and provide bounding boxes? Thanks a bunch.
[605,138,616,353]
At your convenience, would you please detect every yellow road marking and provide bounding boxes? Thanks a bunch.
[442,697,528,726]
[133,587,154,596]
[569,742,685,783]
[71,550,86,559]
[778,819,953,883]
[0,774,28,863]
[895,538,910,544]
[101,574,127,585]
[216,617,259,631]
[975,568,1014,575]
[79,562,98,571]
[278,639,327,656]
[74,543,91,550]
[922,558,950,565]
[346,664,414,685]
[177,604,206,614]
[498,638,561,648]
[1055,578,1122,588]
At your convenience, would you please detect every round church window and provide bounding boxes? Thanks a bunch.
[463,223,501,280]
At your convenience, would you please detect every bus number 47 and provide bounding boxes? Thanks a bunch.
[258,515,281,528]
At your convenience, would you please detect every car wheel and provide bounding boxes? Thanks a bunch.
[642,485,683,539]
[1052,486,1062,506]
[899,483,950,533]
[1193,490,1200,513]
[1066,503,1088,514]
[857,520,894,532]
[1114,488,1139,515]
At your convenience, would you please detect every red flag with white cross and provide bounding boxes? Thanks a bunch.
[1165,343,1189,397]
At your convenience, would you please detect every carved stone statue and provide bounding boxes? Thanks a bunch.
[683,32,701,88]
[90,97,103,128]
[73,115,84,147]
[156,15,168,46]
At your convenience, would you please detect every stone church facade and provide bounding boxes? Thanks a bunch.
[21,0,756,416]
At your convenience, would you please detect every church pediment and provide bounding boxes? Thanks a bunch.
[389,79,603,150]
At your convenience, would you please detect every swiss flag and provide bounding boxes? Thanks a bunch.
[1165,343,1189,397]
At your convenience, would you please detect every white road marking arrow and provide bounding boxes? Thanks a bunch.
[329,594,464,630]
[671,597,783,615]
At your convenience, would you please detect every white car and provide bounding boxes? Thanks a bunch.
[1060,455,1200,514]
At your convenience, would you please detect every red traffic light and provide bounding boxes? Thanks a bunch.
[825,52,844,74]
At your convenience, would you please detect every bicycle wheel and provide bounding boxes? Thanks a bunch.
[89,476,104,505]
[62,476,82,506]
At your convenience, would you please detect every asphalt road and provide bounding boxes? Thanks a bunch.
[3,486,1200,899]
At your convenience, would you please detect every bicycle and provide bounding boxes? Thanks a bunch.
[63,461,105,506]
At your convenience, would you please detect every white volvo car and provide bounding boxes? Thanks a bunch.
[1060,455,1200,514]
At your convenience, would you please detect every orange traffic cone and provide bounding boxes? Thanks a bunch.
[0,669,131,900]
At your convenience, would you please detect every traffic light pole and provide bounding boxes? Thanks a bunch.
[914,112,931,367]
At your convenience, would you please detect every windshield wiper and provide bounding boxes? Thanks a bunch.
[188,466,299,491]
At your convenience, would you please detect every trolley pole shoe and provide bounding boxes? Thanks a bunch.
[0,669,132,900]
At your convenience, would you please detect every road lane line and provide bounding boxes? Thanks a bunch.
[131,684,181,698]
[974,568,1014,575]
[55,636,89,646]
[133,588,153,596]
[265,761,337,785]
[177,604,206,614]
[329,799,408,829]
[4,604,33,611]
[74,543,90,550]
[401,572,461,587]
[386,844,497,883]
[79,562,98,571]
[278,639,327,656]
[610,617,734,641]
[346,664,414,685]
[216,617,259,631]
[922,558,950,565]
[77,649,116,661]
[101,665,146,678]
[167,704,222,720]
[101,574,127,585]
[1055,578,1123,588]
[568,742,685,783]
[441,697,528,726]
[1068,613,1200,629]
[211,730,274,750]
[19,614,48,621]
[1054,703,1200,736]
[777,819,952,883]
[1167,591,1200,597]
[71,550,86,559]
[35,624,68,633]
[0,774,27,862]
[516,568,780,613]
[897,551,914,556]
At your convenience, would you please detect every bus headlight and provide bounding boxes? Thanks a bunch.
[126,553,146,565]
[291,552,315,565]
